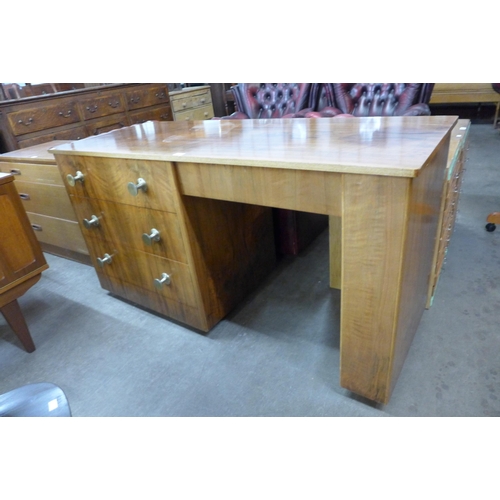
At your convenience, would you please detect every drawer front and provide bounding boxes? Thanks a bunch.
[79,93,125,120]
[17,126,88,149]
[191,91,212,109]
[84,237,197,307]
[86,114,128,136]
[129,106,173,125]
[57,155,178,213]
[174,105,214,121]
[15,180,78,221]
[8,102,80,135]
[70,196,187,263]
[126,85,170,110]
[27,213,88,254]
[0,162,62,185]
[172,96,194,113]
[96,271,206,331]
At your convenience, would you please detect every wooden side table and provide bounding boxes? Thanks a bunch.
[0,172,49,352]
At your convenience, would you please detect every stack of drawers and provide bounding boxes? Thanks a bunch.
[53,139,276,331]
[0,141,90,264]
[169,86,214,121]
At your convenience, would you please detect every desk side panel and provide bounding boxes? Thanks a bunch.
[390,135,450,394]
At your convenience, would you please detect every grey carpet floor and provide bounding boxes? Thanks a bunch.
[1,123,499,417]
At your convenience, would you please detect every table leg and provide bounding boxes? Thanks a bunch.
[339,145,446,403]
[1,299,36,353]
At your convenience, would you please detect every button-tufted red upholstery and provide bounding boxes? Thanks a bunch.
[309,83,434,118]
[218,83,314,119]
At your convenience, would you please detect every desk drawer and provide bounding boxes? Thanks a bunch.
[8,102,80,135]
[79,92,126,120]
[27,213,88,254]
[129,106,173,125]
[15,180,78,221]
[175,106,214,121]
[17,126,88,149]
[57,155,178,213]
[84,238,197,307]
[0,162,63,185]
[126,85,170,110]
[70,196,187,263]
[86,114,128,136]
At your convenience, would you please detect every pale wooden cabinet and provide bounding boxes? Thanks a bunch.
[0,141,90,264]
[0,172,49,352]
[169,86,214,121]
[427,119,470,306]
[0,84,173,152]
[52,124,276,331]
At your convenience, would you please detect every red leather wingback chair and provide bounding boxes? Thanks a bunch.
[214,83,328,256]
[311,83,434,117]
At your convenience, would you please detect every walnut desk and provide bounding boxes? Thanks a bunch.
[51,116,457,404]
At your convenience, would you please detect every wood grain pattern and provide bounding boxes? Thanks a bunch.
[50,117,456,402]
[176,162,342,215]
[175,194,276,329]
[0,173,48,352]
[57,155,178,214]
[50,117,458,178]
[70,196,188,264]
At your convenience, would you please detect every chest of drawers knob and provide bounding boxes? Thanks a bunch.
[66,170,85,186]
[18,117,33,126]
[97,253,113,267]
[58,110,72,118]
[154,272,171,290]
[142,228,161,245]
[19,193,31,200]
[83,215,100,229]
[127,177,147,196]
[10,168,21,175]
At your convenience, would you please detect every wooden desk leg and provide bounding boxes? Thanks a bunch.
[340,149,446,403]
[1,299,36,353]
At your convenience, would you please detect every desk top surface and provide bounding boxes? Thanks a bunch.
[0,140,67,164]
[50,116,458,177]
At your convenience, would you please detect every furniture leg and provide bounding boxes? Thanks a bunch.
[340,142,446,403]
[0,299,36,353]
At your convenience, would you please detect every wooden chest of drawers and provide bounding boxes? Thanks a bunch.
[0,141,90,264]
[0,84,173,152]
[169,86,214,121]
[427,119,470,306]
[52,123,276,331]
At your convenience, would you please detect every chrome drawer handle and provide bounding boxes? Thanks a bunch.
[154,272,171,290]
[18,117,33,126]
[59,110,72,118]
[10,168,21,175]
[19,193,30,200]
[97,253,112,267]
[31,224,42,231]
[155,92,166,99]
[142,228,161,245]
[86,105,98,113]
[127,178,147,196]
[66,170,84,186]
[83,215,100,229]
[108,100,120,108]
